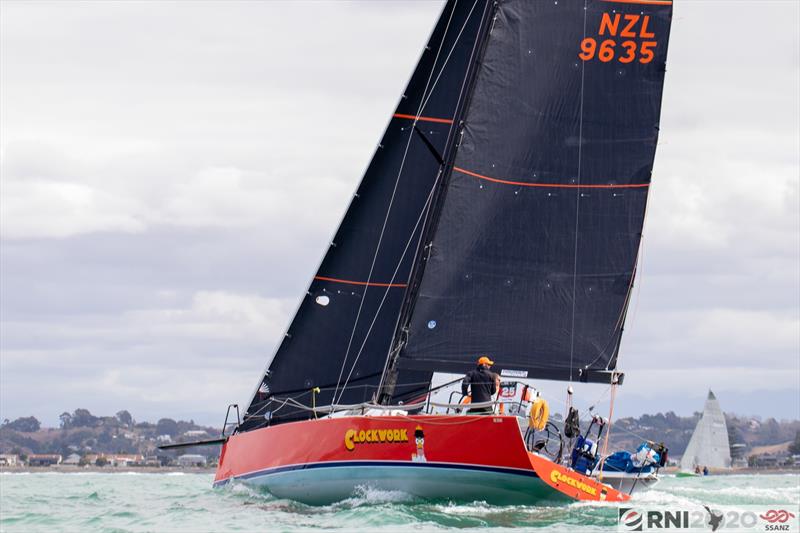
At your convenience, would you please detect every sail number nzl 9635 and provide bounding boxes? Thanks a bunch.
[579,13,658,64]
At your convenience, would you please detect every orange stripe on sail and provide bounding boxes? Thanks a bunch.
[314,276,407,288]
[453,167,650,189]
[393,113,454,125]
[601,0,672,5]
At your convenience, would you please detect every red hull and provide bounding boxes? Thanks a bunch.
[214,415,629,505]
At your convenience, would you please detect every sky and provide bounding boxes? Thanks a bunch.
[1,1,798,428]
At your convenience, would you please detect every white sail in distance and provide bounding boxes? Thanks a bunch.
[680,390,732,470]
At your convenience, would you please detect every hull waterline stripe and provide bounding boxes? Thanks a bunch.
[454,167,650,189]
[213,459,542,487]
[314,276,408,288]
[601,0,672,5]
[393,113,454,125]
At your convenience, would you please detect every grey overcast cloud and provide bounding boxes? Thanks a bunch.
[1,1,798,427]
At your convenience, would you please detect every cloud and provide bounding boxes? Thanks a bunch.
[1,176,147,239]
[0,0,797,425]
[1,290,293,359]
[1,1,442,240]
[1,290,295,425]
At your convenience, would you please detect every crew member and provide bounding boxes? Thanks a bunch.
[461,356,499,414]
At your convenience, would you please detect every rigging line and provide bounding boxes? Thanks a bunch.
[581,266,638,371]
[598,380,618,474]
[416,0,481,120]
[607,417,661,445]
[334,179,439,404]
[624,182,655,355]
[535,385,610,420]
[568,0,589,383]
[628,238,645,340]
[245,378,440,421]
[583,188,654,372]
[331,0,461,403]
[603,188,654,374]
[376,0,484,399]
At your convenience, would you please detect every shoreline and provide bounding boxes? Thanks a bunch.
[2,466,797,475]
[662,466,799,475]
[1,465,216,474]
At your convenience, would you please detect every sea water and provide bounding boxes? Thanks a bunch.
[1,472,798,532]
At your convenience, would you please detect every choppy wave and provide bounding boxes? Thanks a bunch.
[0,472,797,532]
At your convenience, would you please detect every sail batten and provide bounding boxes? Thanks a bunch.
[313,276,408,288]
[454,166,651,189]
[393,113,455,125]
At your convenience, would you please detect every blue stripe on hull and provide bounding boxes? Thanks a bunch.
[215,461,568,506]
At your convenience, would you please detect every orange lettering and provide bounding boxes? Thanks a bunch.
[579,38,597,61]
[598,39,616,62]
[640,15,655,38]
[639,41,656,63]
[599,13,620,36]
[619,41,636,64]
[621,14,639,38]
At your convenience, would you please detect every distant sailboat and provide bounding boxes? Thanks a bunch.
[680,391,732,472]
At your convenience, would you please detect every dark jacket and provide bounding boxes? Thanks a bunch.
[461,366,497,404]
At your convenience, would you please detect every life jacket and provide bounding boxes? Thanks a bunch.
[564,406,580,438]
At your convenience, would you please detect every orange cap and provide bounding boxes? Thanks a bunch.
[477,356,494,366]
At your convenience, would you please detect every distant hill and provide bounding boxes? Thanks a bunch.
[2,408,798,462]
[606,411,800,459]
[0,408,220,461]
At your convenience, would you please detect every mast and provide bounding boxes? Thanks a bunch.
[378,1,498,404]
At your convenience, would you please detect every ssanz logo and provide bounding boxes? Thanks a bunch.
[550,469,597,496]
[344,428,408,451]
[761,510,796,524]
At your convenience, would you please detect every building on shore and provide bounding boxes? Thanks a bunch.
[62,454,82,466]
[27,454,62,467]
[0,454,19,466]
[80,453,145,467]
[730,443,748,468]
[141,456,161,467]
[177,454,207,467]
[107,454,144,467]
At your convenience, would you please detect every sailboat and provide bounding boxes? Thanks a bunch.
[165,0,674,504]
[679,391,732,475]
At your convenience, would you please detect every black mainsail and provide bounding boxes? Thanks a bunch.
[242,0,673,430]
